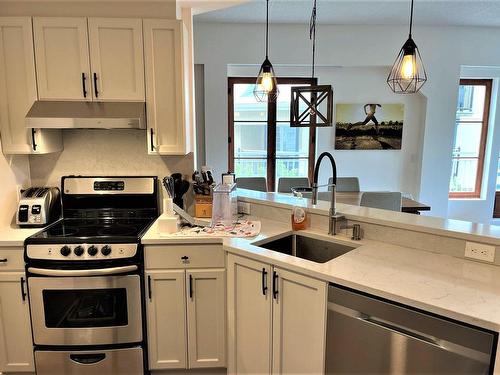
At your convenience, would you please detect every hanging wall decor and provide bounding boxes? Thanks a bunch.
[290,0,333,127]
[253,0,279,102]
[387,0,427,94]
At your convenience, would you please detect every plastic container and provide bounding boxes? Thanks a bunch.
[291,193,308,231]
[211,183,237,226]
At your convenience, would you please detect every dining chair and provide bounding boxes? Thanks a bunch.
[236,177,268,192]
[360,192,402,212]
[328,177,360,192]
[277,177,310,193]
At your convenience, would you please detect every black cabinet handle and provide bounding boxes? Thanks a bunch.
[189,274,193,299]
[31,129,37,151]
[272,271,278,300]
[0,258,7,263]
[150,128,155,151]
[261,268,268,296]
[20,277,26,301]
[93,72,99,98]
[81,72,87,98]
[147,275,152,300]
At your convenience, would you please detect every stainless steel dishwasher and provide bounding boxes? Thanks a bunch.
[326,285,497,374]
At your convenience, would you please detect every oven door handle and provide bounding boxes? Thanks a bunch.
[27,265,138,277]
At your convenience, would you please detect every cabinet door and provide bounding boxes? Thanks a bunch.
[146,270,187,370]
[88,18,144,101]
[33,17,91,101]
[272,267,327,375]
[186,269,226,368]
[0,18,62,155]
[227,254,272,375]
[143,19,191,155]
[0,272,34,372]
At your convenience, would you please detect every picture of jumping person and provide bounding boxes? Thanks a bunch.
[348,103,382,134]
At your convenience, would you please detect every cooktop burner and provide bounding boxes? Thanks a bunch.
[27,218,155,244]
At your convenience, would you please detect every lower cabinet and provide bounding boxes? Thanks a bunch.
[0,268,34,372]
[227,253,327,375]
[146,267,226,370]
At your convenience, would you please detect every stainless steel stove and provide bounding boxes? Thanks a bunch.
[24,176,159,375]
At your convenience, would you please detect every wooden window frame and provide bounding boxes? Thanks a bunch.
[449,79,492,199]
[228,77,317,192]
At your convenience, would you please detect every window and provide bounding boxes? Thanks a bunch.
[228,77,316,191]
[449,79,492,198]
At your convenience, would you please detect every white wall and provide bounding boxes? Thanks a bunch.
[194,21,500,220]
[29,130,194,186]
[0,138,30,227]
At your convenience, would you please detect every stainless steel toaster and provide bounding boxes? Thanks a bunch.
[17,187,61,227]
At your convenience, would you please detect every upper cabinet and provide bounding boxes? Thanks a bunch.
[88,18,144,101]
[33,17,91,101]
[143,19,193,155]
[33,17,145,102]
[0,17,62,155]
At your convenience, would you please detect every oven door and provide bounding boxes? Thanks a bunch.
[28,267,142,346]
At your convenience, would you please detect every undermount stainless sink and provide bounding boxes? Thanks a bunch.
[255,234,357,263]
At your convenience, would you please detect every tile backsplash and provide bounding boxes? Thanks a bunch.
[29,129,194,186]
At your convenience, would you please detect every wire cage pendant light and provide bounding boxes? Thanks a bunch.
[290,0,333,127]
[254,0,279,102]
[387,0,427,94]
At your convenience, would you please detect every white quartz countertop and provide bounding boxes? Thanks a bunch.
[143,216,500,332]
[0,226,44,247]
[237,189,500,246]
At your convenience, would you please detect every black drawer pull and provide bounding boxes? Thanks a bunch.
[20,277,27,301]
[93,72,99,98]
[0,258,7,263]
[189,274,193,299]
[261,268,268,296]
[70,353,106,365]
[31,129,37,151]
[81,72,87,98]
[150,128,155,151]
[272,271,278,299]
[147,275,152,300]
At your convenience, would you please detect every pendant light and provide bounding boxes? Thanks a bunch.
[254,0,279,102]
[387,0,427,94]
[290,0,333,127]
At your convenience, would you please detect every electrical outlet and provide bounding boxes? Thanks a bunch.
[464,242,496,262]
[238,202,251,215]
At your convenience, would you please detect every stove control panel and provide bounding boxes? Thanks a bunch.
[27,244,137,261]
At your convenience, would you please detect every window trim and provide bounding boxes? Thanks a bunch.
[449,79,492,199]
[228,77,317,192]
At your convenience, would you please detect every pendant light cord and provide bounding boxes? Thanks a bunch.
[265,0,269,58]
[409,0,414,37]
[309,0,317,79]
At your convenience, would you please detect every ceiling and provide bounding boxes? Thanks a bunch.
[194,0,500,27]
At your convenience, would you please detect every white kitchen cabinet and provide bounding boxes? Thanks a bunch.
[0,248,34,373]
[88,18,145,101]
[227,253,327,375]
[272,267,327,375]
[145,245,226,371]
[227,254,273,375]
[0,17,62,155]
[143,19,192,155]
[146,270,187,370]
[186,269,226,368]
[33,17,91,101]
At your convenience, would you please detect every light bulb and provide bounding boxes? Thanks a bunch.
[401,54,415,80]
[260,72,274,92]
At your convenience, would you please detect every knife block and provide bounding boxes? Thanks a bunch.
[195,194,213,218]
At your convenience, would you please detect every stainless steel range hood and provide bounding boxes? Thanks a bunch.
[26,101,146,129]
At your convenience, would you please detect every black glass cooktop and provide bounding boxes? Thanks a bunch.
[27,218,155,244]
